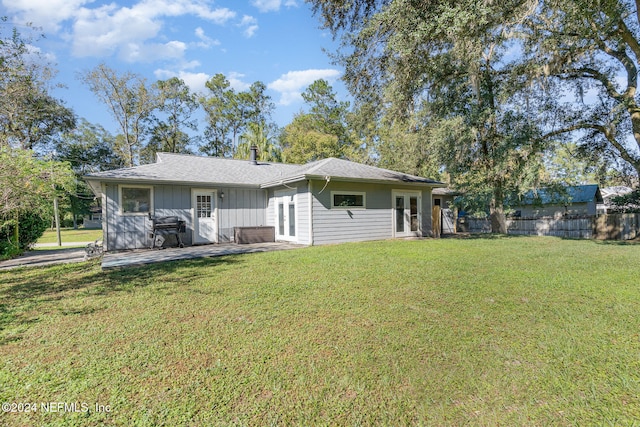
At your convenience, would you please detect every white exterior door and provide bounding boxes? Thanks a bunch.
[193,190,217,244]
[393,191,422,237]
[275,189,297,242]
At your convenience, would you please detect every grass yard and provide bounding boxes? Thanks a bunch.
[1,237,639,425]
[36,228,103,246]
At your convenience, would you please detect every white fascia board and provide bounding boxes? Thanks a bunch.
[85,177,262,189]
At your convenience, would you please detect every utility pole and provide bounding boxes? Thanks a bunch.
[53,196,61,246]
[51,152,62,246]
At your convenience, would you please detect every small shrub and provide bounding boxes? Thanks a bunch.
[0,212,49,259]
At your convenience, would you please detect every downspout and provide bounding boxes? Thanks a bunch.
[308,180,314,246]
[102,183,108,252]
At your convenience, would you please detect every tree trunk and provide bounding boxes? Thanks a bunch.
[627,109,640,175]
[489,185,507,234]
[53,197,62,247]
[13,211,19,250]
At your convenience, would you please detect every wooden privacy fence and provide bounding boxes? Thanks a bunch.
[459,214,640,241]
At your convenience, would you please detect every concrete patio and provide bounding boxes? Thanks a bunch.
[101,242,304,270]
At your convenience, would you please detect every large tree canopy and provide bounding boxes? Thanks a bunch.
[0,22,75,151]
[308,0,545,232]
[142,77,200,163]
[81,63,156,167]
[199,74,275,157]
[524,0,640,177]
[281,79,361,163]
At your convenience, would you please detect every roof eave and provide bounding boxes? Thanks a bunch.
[260,174,445,189]
[83,176,262,189]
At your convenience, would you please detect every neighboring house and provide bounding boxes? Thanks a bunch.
[84,149,445,251]
[82,206,103,229]
[511,184,604,218]
[600,186,633,212]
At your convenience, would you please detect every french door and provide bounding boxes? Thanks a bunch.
[274,189,297,242]
[393,191,421,237]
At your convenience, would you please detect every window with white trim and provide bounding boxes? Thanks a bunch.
[120,186,152,215]
[331,191,366,209]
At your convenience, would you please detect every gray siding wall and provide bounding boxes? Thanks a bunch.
[103,182,268,250]
[103,183,152,251]
[516,202,594,218]
[102,179,434,250]
[217,187,268,242]
[154,185,193,246]
[311,180,434,245]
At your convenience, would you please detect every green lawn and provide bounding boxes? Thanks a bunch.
[36,228,103,246]
[1,237,639,425]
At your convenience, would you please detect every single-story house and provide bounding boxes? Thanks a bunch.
[84,149,445,251]
[511,184,604,219]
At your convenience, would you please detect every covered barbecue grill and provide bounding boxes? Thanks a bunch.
[149,214,186,249]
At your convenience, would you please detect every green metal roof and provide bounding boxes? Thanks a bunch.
[519,184,604,205]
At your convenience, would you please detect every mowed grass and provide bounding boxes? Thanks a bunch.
[36,228,103,245]
[1,237,639,426]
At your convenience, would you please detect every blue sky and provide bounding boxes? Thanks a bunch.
[0,0,348,134]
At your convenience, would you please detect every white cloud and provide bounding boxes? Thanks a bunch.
[194,27,220,49]
[239,15,259,38]
[5,0,237,61]
[132,0,236,24]
[181,60,202,70]
[153,70,251,95]
[72,4,162,58]
[268,69,341,105]
[227,72,251,91]
[154,69,211,94]
[2,0,90,32]
[121,40,188,63]
[251,0,298,13]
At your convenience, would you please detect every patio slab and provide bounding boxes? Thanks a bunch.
[101,242,304,270]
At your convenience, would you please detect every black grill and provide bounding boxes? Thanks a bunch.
[149,214,186,249]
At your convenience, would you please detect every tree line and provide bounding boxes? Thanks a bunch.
[76,64,360,167]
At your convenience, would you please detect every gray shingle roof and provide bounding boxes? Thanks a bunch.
[86,153,301,187]
[85,153,443,190]
[260,157,442,187]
